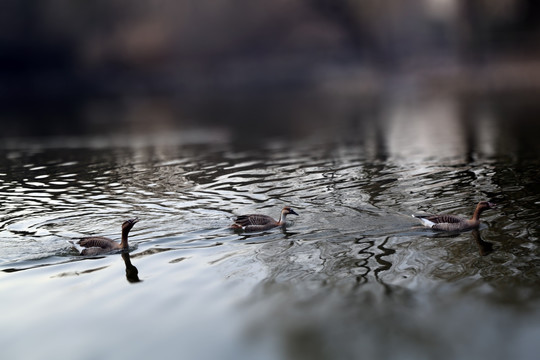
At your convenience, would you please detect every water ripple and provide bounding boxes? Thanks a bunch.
[0,142,538,306]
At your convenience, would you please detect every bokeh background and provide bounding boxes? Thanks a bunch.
[2,0,540,147]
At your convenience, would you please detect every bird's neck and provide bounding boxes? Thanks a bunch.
[471,207,484,221]
[120,228,130,248]
[278,212,287,225]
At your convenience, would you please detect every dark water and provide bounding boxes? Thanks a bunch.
[1,94,540,360]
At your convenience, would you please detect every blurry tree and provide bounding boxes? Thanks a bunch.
[0,0,539,136]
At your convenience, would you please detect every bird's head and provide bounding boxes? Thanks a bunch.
[282,207,299,216]
[122,218,140,231]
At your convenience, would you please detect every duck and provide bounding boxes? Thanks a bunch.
[70,218,139,255]
[231,207,299,232]
[412,201,495,231]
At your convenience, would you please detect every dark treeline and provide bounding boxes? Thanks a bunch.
[1,0,540,137]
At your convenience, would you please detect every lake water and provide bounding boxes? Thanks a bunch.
[1,93,540,360]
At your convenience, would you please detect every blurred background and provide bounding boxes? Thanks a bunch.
[1,0,540,147]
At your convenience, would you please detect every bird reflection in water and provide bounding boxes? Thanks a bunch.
[472,229,493,256]
[121,252,141,283]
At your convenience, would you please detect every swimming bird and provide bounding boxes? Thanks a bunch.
[412,201,496,231]
[231,207,299,232]
[71,218,139,255]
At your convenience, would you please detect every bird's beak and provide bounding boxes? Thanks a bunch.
[130,217,140,224]
[487,202,496,208]
[289,209,299,216]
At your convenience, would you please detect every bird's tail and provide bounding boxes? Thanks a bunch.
[67,239,83,254]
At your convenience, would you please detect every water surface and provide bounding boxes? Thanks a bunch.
[1,96,540,360]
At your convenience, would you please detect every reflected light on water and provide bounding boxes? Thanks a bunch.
[0,92,539,360]
[387,96,465,161]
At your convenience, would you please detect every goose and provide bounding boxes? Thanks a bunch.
[231,207,298,232]
[71,218,139,255]
[412,201,495,231]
